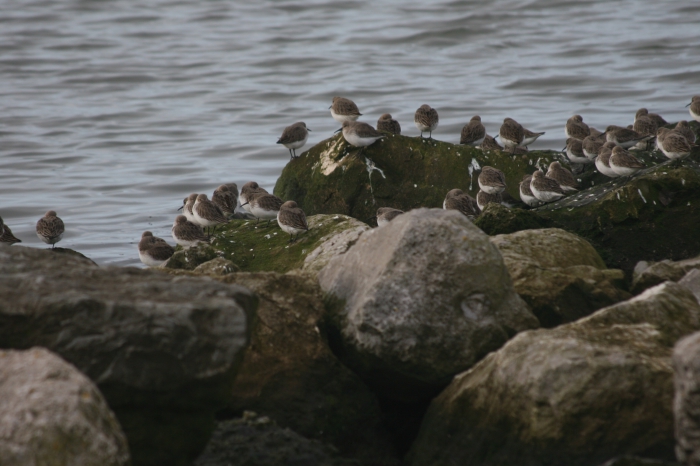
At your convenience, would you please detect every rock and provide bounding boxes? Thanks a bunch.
[194,412,359,466]
[218,272,398,466]
[491,228,631,327]
[319,208,539,402]
[165,243,219,270]
[407,282,700,466]
[0,347,130,466]
[50,246,99,266]
[632,255,700,295]
[599,457,680,466]
[474,202,552,235]
[167,214,369,274]
[673,330,700,466]
[302,223,370,276]
[679,269,700,304]
[0,246,255,466]
[193,257,240,275]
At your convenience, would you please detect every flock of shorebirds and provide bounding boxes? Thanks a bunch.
[1,95,698,267]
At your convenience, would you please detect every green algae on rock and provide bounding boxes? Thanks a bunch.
[165,214,369,274]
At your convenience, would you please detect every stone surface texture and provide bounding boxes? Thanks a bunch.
[673,330,700,466]
[0,347,130,466]
[319,208,539,401]
[491,228,631,327]
[0,246,255,466]
[407,282,700,466]
[633,255,700,295]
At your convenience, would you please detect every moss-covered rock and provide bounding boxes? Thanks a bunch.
[474,202,552,235]
[193,257,239,276]
[165,214,368,274]
[491,228,631,327]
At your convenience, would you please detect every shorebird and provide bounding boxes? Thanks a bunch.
[460,116,486,146]
[656,128,692,160]
[565,115,590,140]
[138,231,174,267]
[414,104,439,139]
[674,121,696,145]
[519,175,541,207]
[246,192,284,225]
[36,211,64,248]
[240,182,269,214]
[632,115,658,150]
[476,190,503,212]
[277,201,309,242]
[582,134,604,160]
[212,185,237,217]
[0,216,21,245]
[374,207,404,227]
[178,194,200,225]
[443,189,481,219]
[563,138,592,165]
[687,96,700,123]
[172,215,209,249]
[530,170,565,203]
[377,114,401,135]
[480,134,503,152]
[546,161,578,193]
[330,97,362,124]
[499,118,524,154]
[609,146,645,176]
[635,108,667,127]
[193,194,229,235]
[520,127,545,147]
[478,166,507,194]
[604,125,652,149]
[336,120,384,155]
[595,142,620,178]
[277,122,310,159]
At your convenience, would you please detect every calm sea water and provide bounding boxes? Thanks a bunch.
[1,0,699,265]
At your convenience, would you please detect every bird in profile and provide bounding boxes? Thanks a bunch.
[499,118,524,154]
[609,146,645,176]
[193,194,229,235]
[330,97,362,124]
[246,192,285,225]
[36,210,65,248]
[595,142,620,178]
[212,185,237,218]
[460,116,486,146]
[373,207,404,227]
[171,215,209,249]
[0,216,22,245]
[530,170,565,203]
[565,115,590,140]
[240,182,269,214]
[674,121,696,145]
[604,125,652,149]
[138,231,174,267]
[476,190,503,212]
[656,128,692,160]
[635,108,667,127]
[336,121,385,156]
[377,114,401,135]
[687,96,700,123]
[277,201,309,242]
[519,175,541,208]
[414,104,439,139]
[478,166,507,194]
[443,189,480,219]
[546,161,578,193]
[277,122,310,159]
[520,127,545,148]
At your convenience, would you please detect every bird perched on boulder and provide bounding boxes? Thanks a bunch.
[277,122,310,159]
[414,104,439,139]
[36,210,64,248]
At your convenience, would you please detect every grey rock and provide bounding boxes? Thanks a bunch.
[318,208,538,401]
[632,255,700,295]
[0,246,255,466]
[679,269,700,304]
[193,257,240,276]
[165,243,219,270]
[599,457,680,466]
[194,412,358,466]
[491,228,631,327]
[673,330,700,466]
[407,282,700,466]
[303,222,370,276]
[0,347,130,466]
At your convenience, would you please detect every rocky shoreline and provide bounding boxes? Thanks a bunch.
[2,124,700,466]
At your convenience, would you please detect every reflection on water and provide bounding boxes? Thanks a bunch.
[0,0,698,265]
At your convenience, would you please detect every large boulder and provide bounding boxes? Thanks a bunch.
[632,255,700,295]
[0,246,255,466]
[491,228,631,327]
[218,272,398,466]
[166,214,369,274]
[318,208,539,402]
[194,412,358,466]
[673,330,700,466]
[0,347,130,466]
[407,282,700,466]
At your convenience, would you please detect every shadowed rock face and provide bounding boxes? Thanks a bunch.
[0,347,131,466]
[318,208,539,402]
[632,255,700,295]
[407,282,700,466]
[674,329,700,466]
[491,228,631,327]
[0,246,256,466]
[218,272,399,466]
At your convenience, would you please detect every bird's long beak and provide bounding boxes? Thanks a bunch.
[177,205,184,211]
[328,105,332,109]
[307,128,312,132]
[240,201,249,207]
[686,102,692,108]
[334,128,342,133]
[562,146,567,152]
[494,134,498,139]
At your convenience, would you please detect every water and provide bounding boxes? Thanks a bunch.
[1,0,699,265]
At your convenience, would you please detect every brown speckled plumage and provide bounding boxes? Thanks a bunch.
[565,115,590,140]
[36,210,64,247]
[444,189,480,218]
[460,116,486,146]
[377,114,401,135]
[499,117,524,151]
[414,104,439,138]
[546,161,578,192]
[0,216,21,245]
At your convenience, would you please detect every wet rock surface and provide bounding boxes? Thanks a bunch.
[194,412,359,466]
[632,255,700,295]
[319,208,538,402]
[0,347,130,466]
[407,282,700,466]
[673,330,700,466]
[0,246,255,466]
[491,228,631,327]
[217,272,398,466]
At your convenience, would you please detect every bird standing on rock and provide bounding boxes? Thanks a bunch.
[635,108,667,127]
[277,201,309,242]
[172,215,209,249]
[240,182,268,214]
[0,216,22,245]
[604,125,652,149]
[414,104,439,139]
[675,121,696,144]
[277,122,310,159]
[595,142,620,178]
[337,121,385,155]
[530,170,565,203]
[546,162,578,193]
[478,166,507,194]
[443,189,480,219]
[520,127,545,148]
[476,190,503,212]
[460,116,486,146]
[609,147,645,176]
[212,185,237,218]
[656,128,692,160]
[36,211,64,248]
[499,118,524,154]
[565,115,590,140]
[193,194,229,235]
[519,175,541,207]
[374,207,404,227]
[377,114,401,135]
[138,231,174,267]
[330,97,362,124]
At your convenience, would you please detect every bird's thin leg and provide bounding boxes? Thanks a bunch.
[289,149,293,159]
